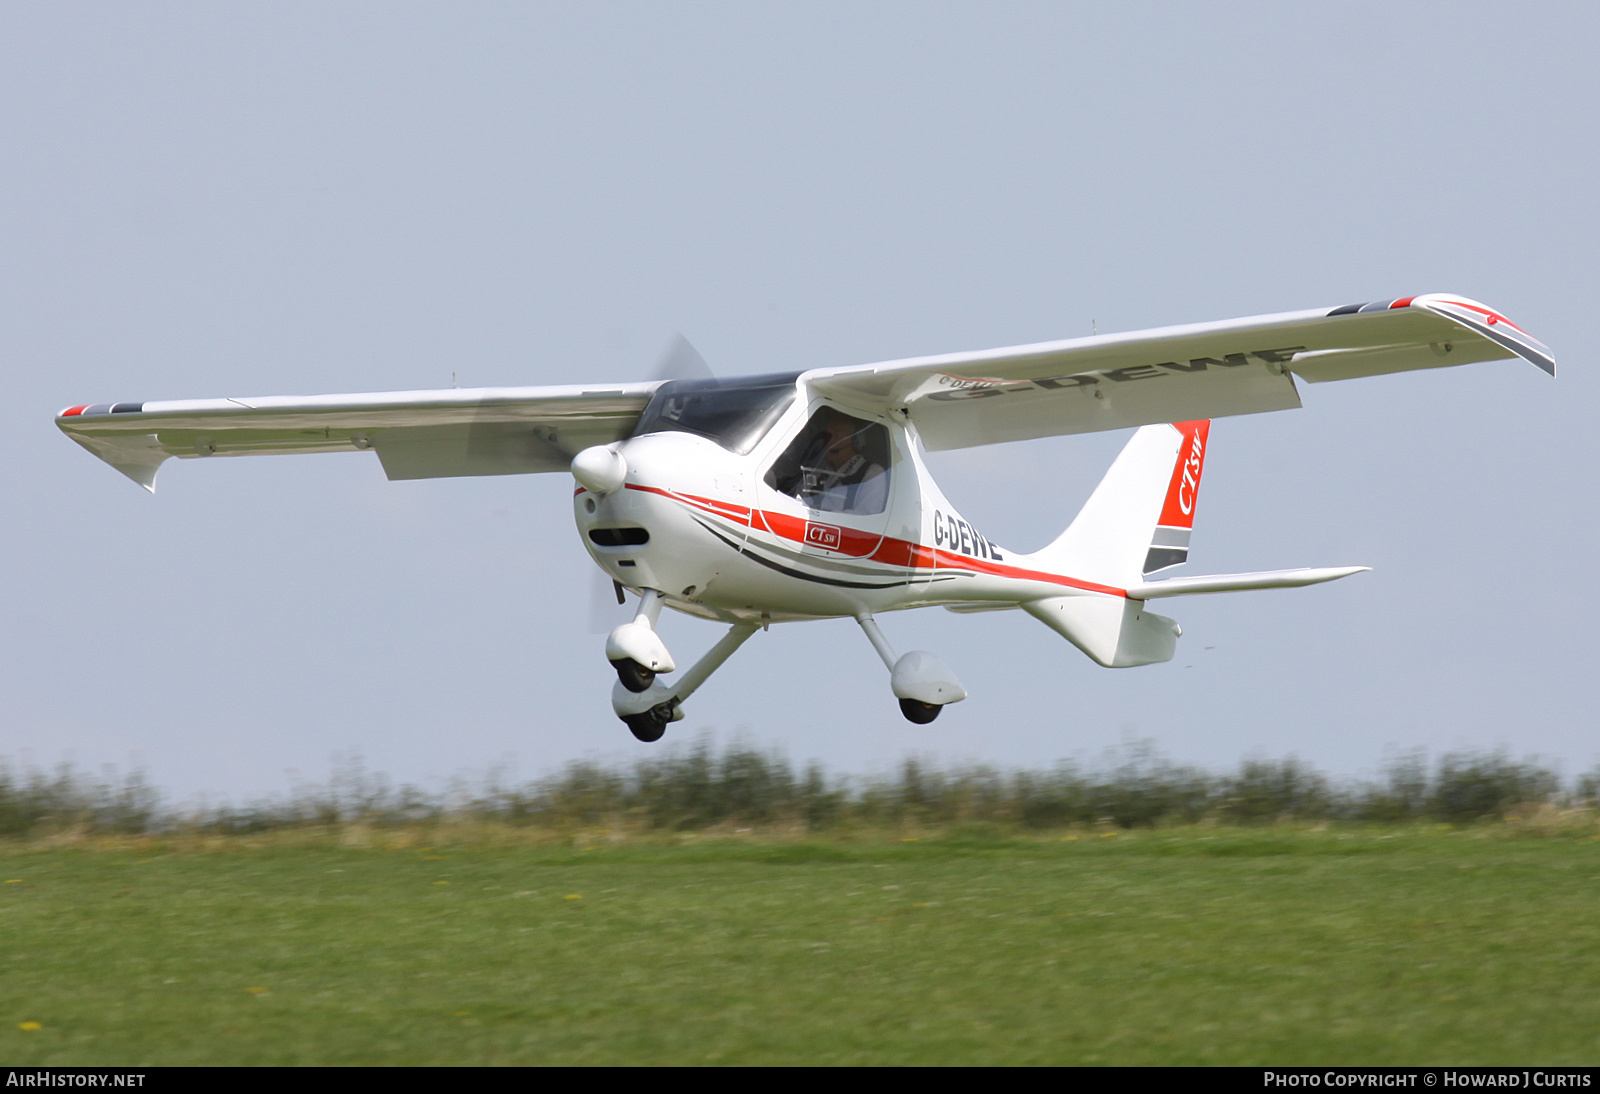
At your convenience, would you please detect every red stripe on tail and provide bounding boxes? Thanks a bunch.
[1156,421,1209,530]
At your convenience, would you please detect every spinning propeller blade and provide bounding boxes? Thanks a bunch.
[653,333,713,383]
[588,574,630,634]
[586,334,712,632]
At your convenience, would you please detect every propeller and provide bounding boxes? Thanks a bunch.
[586,335,713,633]
[654,333,714,384]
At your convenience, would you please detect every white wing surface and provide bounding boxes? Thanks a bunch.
[803,294,1553,451]
[56,383,658,491]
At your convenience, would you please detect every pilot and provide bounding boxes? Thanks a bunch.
[808,408,888,514]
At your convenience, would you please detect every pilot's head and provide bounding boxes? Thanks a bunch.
[818,408,860,469]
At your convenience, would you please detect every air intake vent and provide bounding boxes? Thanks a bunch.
[589,527,650,547]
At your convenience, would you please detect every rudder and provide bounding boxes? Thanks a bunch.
[1144,420,1209,575]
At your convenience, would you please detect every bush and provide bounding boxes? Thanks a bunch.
[1428,752,1560,822]
[0,740,1582,839]
[1218,759,1331,824]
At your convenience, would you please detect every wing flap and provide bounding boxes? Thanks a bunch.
[372,423,576,480]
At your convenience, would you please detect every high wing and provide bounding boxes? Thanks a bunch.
[802,294,1554,451]
[56,383,659,491]
[58,293,1554,489]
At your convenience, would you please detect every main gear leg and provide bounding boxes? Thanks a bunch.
[855,613,967,724]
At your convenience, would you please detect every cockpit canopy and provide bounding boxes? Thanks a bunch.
[630,373,800,455]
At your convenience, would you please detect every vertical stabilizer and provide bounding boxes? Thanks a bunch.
[1031,420,1209,587]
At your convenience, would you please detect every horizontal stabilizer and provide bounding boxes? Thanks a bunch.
[1126,566,1369,599]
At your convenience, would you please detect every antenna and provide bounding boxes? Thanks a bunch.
[452,371,458,389]
[1092,319,1097,336]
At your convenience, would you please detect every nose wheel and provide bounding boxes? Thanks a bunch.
[606,590,674,695]
[611,658,656,693]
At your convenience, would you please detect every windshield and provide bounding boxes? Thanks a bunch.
[631,373,800,454]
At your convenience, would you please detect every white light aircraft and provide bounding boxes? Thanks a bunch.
[58,294,1553,740]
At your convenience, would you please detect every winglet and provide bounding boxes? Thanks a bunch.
[1409,295,1554,377]
[58,405,168,493]
[64,433,168,492]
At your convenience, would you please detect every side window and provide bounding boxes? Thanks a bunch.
[764,407,892,516]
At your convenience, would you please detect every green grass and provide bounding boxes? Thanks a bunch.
[3,827,1599,1065]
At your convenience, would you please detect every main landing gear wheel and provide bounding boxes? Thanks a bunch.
[611,657,656,693]
[898,698,942,724]
[622,703,676,742]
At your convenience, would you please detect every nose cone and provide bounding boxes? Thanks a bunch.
[572,445,627,496]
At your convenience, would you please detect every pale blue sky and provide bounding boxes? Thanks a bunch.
[3,3,1594,798]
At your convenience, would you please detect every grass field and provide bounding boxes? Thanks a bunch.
[3,826,1599,1065]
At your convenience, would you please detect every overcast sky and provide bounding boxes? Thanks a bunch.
[3,3,1595,800]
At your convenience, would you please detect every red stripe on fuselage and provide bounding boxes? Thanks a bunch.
[913,545,1128,596]
[626,483,1129,598]
[625,483,752,523]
